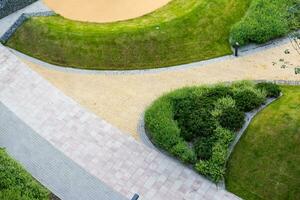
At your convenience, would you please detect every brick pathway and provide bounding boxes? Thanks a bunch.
[0,102,127,200]
[0,44,240,199]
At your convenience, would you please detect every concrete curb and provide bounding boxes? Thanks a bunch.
[0,11,55,43]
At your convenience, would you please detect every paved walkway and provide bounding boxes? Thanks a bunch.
[0,102,127,200]
[0,0,50,37]
[0,44,239,199]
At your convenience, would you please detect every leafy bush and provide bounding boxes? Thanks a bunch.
[233,87,266,112]
[170,141,196,164]
[230,0,299,46]
[194,137,215,160]
[173,95,216,141]
[144,92,196,164]
[256,82,281,98]
[0,149,49,200]
[212,97,245,131]
[195,127,234,182]
[145,81,278,182]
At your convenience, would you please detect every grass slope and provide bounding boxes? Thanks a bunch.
[0,148,50,200]
[6,0,250,70]
[225,86,300,200]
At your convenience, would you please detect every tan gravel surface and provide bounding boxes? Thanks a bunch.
[23,42,300,139]
[43,0,172,23]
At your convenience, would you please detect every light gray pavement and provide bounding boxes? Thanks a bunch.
[0,44,240,200]
[0,101,127,200]
[0,0,51,37]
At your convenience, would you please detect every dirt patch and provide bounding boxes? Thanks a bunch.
[43,0,172,23]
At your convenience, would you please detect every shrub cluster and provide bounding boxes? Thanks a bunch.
[145,81,281,182]
[0,148,49,200]
[256,82,281,98]
[230,0,300,46]
[0,0,37,19]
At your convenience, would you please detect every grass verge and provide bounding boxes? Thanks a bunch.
[225,85,300,200]
[6,0,250,70]
[0,148,51,200]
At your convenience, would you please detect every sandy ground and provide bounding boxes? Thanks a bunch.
[22,42,300,139]
[43,0,171,23]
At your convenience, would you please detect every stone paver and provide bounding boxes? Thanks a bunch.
[0,44,240,200]
[0,0,50,37]
[0,102,127,200]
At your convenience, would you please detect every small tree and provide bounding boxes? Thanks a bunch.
[289,32,300,55]
[288,3,300,55]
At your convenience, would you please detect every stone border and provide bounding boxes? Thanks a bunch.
[0,11,55,43]
[0,0,37,19]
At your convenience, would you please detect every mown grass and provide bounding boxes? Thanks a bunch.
[225,86,300,200]
[6,0,250,70]
[0,148,50,200]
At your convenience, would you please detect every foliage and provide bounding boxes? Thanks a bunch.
[232,87,266,112]
[256,82,281,98]
[145,81,275,182]
[194,136,215,160]
[212,97,245,131]
[230,0,299,46]
[173,94,216,141]
[0,149,50,200]
[195,127,234,182]
[170,141,197,164]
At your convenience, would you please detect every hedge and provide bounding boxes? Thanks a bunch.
[0,0,37,19]
[0,148,50,200]
[144,81,279,182]
[230,0,300,46]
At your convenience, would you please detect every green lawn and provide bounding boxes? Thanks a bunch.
[0,148,51,200]
[225,85,300,200]
[6,0,250,70]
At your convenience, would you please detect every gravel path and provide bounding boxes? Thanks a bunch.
[23,41,300,139]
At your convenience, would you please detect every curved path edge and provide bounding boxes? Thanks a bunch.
[0,44,241,200]
[7,32,296,75]
[138,80,300,188]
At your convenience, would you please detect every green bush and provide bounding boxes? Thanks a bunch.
[173,95,216,141]
[212,97,245,131]
[195,128,234,182]
[233,87,266,112]
[230,0,299,46]
[170,141,196,164]
[194,136,215,160]
[144,81,277,182]
[0,149,49,200]
[256,82,281,98]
